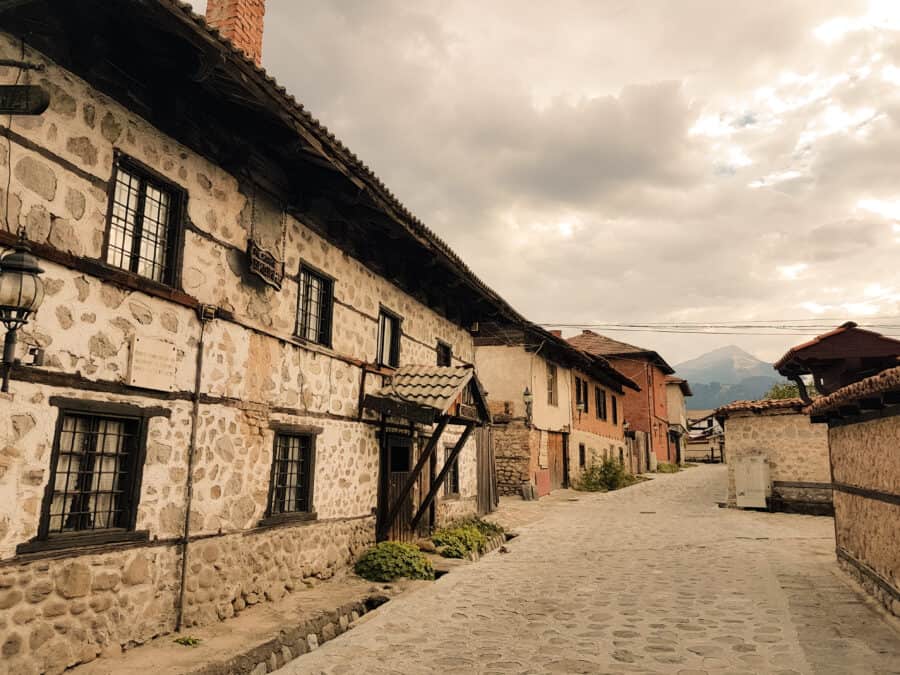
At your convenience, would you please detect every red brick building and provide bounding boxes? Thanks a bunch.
[568,331,676,464]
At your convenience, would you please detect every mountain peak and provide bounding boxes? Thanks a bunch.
[674,345,772,385]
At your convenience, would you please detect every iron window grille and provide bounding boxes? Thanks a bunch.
[547,364,558,406]
[443,446,460,496]
[377,309,401,368]
[436,341,452,367]
[268,433,315,515]
[104,155,184,285]
[43,412,142,536]
[296,266,334,346]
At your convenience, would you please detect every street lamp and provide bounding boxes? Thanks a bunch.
[522,387,533,422]
[0,233,45,392]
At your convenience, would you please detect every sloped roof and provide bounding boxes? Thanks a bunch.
[567,330,675,374]
[775,322,900,374]
[808,365,900,416]
[666,376,693,396]
[716,398,806,417]
[364,365,490,423]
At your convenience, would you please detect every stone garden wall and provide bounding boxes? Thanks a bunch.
[723,411,831,512]
[829,415,900,618]
[0,31,482,670]
[491,420,538,496]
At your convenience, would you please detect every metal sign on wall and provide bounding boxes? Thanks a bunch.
[247,238,284,290]
[127,336,178,391]
[0,85,50,115]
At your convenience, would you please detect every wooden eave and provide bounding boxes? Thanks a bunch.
[0,0,524,330]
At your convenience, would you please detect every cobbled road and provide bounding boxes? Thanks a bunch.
[281,465,900,674]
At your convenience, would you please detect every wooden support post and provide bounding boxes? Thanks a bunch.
[410,423,475,531]
[380,417,449,540]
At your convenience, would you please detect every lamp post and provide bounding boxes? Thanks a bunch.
[522,386,533,423]
[0,233,45,393]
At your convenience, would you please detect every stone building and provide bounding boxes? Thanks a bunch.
[474,324,636,496]
[715,399,831,514]
[776,325,900,618]
[567,331,675,464]
[0,2,520,671]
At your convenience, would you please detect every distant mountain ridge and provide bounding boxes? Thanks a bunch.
[674,345,784,410]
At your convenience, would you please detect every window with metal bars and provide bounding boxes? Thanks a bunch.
[104,155,183,285]
[377,309,401,367]
[268,433,315,515]
[44,412,141,535]
[443,446,460,496]
[295,266,333,346]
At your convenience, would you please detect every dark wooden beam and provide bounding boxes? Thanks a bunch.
[410,423,475,531]
[378,417,449,541]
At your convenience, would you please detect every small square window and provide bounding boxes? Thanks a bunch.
[105,156,183,285]
[377,309,401,367]
[443,446,460,496]
[296,266,334,346]
[268,434,315,515]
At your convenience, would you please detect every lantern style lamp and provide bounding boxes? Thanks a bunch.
[522,386,533,422]
[0,234,45,393]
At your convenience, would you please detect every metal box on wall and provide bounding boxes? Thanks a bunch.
[735,454,771,508]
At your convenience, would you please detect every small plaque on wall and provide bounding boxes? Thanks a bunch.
[127,336,178,391]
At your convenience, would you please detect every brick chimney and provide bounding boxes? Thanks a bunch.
[205,0,267,66]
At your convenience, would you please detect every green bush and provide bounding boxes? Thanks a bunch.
[354,542,435,582]
[457,517,505,538]
[431,524,488,559]
[657,462,681,473]
[576,458,636,491]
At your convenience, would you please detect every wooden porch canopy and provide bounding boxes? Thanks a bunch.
[775,322,900,402]
[364,365,491,539]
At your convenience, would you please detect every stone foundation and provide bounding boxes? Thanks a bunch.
[838,552,900,619]
[491,420,536,496]
[182,516,374,628]
[0,516,374,674]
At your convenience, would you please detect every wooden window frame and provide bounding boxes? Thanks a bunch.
[547,364,558,406]
[443,445,460,497]
[377,307,402,368]
[102,151,186,289]
[261,424,320,526]
[436,340,453,367]
[295,263,335,347]
[17,398,169,555]
[596,386,607,421]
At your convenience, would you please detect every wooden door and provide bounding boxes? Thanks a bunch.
[378,434,416,541]
[548,432,565,490]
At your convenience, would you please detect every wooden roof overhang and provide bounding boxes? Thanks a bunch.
[775,322,900,400]
[0,0,529,331]
[473,322,640,393]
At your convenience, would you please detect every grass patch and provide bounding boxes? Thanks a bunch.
[430,517,505,559]
[354,541,435,581]
[174,636,202,647]
[575,458,638,492]
[657,462,681,473]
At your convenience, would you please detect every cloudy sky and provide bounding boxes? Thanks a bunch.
[191,0,900,365]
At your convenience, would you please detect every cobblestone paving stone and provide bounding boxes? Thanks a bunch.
[279,465,900,674]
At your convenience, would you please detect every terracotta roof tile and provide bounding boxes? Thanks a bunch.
[369,365,476,414]
[567,330,675,374]
[715,398,806,417]
[808,365,900,415]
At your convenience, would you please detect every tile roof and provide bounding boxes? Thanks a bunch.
[666,376,693,396]
[774,321,900,372]
[158,1,528,326]
[368,365,479,416]
[715,398,806,417]
[567,330,675,374]
[808,365,900,416]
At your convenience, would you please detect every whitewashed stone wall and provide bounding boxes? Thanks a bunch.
[724,411,830,511]
[569,429,627,484]
[0,31,482,671]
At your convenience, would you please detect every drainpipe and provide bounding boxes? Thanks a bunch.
[175,304,215,632]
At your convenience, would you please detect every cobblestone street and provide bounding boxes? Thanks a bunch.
[280,465,900,675]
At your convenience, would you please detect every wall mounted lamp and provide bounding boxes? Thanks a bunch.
[0,233,45,393]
